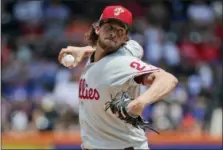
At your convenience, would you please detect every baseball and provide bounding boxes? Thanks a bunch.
[61,54,75,67]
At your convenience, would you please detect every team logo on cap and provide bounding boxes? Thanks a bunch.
[114,7,125,16]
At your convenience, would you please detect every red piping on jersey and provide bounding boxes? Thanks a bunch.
[137,68,160,74]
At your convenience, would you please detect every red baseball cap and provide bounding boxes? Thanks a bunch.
[99,5,133,27]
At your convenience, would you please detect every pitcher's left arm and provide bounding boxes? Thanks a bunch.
[127,70,178,116]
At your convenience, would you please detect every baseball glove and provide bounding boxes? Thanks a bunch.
[105,94,159,134]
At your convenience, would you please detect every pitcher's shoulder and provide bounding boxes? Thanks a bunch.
[106,55,140,64]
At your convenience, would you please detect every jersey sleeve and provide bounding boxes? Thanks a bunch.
[124,40,144,59]
[107,55,160,87]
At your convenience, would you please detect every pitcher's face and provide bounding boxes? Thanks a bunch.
[97,20,128,53]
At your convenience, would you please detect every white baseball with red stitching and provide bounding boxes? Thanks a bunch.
[61,54,75,67]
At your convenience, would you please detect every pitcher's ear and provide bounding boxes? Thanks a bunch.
[95,26,100,35]
[93,22,100,35]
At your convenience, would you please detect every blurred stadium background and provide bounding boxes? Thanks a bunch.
[1,0,222,149]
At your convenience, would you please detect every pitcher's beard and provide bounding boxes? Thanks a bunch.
[98,38,121,53]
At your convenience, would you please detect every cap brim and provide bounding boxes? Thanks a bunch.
[99,18,129,30]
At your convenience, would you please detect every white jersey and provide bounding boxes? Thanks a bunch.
[124,40,144,59]
[79,47,159,149]
[85,40,144,99]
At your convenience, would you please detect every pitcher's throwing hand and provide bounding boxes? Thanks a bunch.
[58,46,95,68]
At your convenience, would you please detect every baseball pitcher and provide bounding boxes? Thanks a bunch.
[58,5,178,150]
